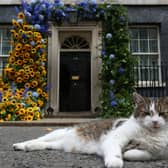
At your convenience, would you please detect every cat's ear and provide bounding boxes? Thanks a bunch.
[133,92,145,105]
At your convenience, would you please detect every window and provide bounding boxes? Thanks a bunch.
[0,27,11,77]
[129,26,161,84]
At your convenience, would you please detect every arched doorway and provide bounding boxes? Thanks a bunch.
[59,34,91,112]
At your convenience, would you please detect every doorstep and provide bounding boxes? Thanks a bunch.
[0,118,99,127]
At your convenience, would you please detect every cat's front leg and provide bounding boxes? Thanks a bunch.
[123,149,152,161]
[101,139,123,168]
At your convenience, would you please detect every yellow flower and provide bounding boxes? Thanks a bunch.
[37,99,44,107]
[14,32,20,39]
[23,25,29,31]
[24,83,31,88]
[12,19,19,27]
[16,77,22,83]
[5,114,11,121]
[18,12,25,19]
[31,48,37,54]
[24,52,30,58]
[11,99,17,105]
[8,56,15,63]
[16,103,22,110]
[31,80,38,88]
[16,59,23,66]
[14,51,20,57]
[27,115,33,121]
[2,96,8,102]
[0,119,4,122]
[37,88,43,95]
[27,107,33,112]
[27,91,32,97]
[15,43,22,51]
[19,108,25,115]
[0,109,6,115]
[34,111,41,120]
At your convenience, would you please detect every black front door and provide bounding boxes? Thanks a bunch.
[59,52,91,112]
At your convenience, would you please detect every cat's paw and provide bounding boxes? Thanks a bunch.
[13,143,26,151]
[104,156,123,168]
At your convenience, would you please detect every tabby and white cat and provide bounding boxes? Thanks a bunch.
[13,92,168,168]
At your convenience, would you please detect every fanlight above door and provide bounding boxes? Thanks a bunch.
[61,35,90,49]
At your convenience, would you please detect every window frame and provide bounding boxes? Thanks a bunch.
[0,26,12,77]
[129,25,162,87]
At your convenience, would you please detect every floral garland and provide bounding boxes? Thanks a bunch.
[0,0,135,121]
[0,12,48,121]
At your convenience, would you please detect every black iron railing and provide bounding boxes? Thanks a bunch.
[134,64,168,97]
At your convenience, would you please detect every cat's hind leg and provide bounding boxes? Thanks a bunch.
[24,140,64,151]
[13,127,72,151]
[123,149,152,161]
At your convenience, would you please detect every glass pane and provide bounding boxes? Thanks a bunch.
[130,40,139,52]
[140,69,148,81]
[149,55,158,66]
[148,28,157,39]
[0,57,7,77]
[129,29,139,39]
[149,40,158,52]
[139,29,148,39]
[140,55,148,66]
[2,41,10,55]
[140,40,148,52]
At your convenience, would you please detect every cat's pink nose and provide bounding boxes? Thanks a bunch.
[152,120,159,128]
[152,120,158,124]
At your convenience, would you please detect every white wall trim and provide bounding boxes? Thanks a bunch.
[0,0,20,5]
[48,23,101,114]
[2,0,168,5]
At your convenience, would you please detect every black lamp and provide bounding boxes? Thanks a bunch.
[68,8,78,24]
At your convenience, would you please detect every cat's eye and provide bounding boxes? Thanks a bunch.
[144,112,150,116]
[159,112,166,117]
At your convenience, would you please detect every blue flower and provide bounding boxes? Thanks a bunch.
[30,41,36,46]
[118,67,125,74]
[0,92,2,102]
[109,79,115,85]
[109,54,115,59]
[119,16,126,23]
[109,91,114,99]
[34,24,41,30]
[110,100,117,107]
[39,14,44,21]
[17,19,23,24]
[106,33,112,39]
[101,50,106,57]
[32,92,39,98]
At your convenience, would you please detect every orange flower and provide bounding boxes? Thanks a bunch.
[16,59,23,66]
[24,52,30,58]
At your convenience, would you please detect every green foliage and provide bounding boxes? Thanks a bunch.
[99,5,136,118]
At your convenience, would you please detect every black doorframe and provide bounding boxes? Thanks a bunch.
[59,52,91,112]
